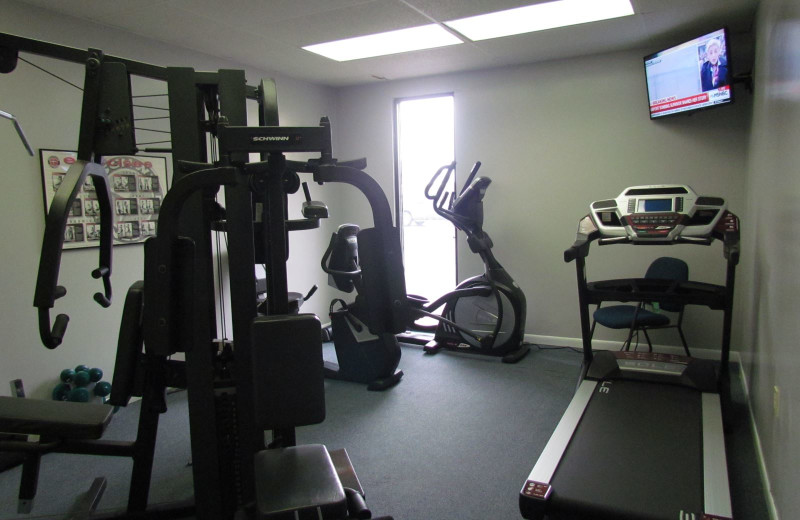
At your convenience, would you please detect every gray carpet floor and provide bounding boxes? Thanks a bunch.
[0,343,770,519]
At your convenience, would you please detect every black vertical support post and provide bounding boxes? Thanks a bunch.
[255,80,296,447]
[126,361,165,512]
[575,256,594,380]
[721,258,736,372]
[76,48,103,161]
[264,152,290,316]
[216,69,260,508]
[165,67,223,520]
[263,152,297,448]
[18,452,41,512]
[719,256,737,431]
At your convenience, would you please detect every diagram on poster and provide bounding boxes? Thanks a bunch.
[40,150,169,249]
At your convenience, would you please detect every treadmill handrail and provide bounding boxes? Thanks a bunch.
[564,211,740,263]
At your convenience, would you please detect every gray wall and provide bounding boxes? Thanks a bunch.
[742,0,800,517]
[332,47,752,354]
[0,0,341,399]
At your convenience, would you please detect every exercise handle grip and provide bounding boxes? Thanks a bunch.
[304,284,318,301]
[337,158,367,170]
[91,266,112,307]
[564,215,598,263]
[33,161,113,350]
[344,488,371,520]
[38,307,69,349]
[320,232,361,277]
[458,161,482,197]
[89,169,114,307]
[564,244,580,263]
[424,162,455,202]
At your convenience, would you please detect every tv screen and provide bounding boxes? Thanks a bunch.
[644,28,733,119]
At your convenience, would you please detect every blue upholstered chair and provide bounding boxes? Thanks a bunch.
[590,257,690,356]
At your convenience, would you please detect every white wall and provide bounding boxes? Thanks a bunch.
[0,0,340,399]
[742,0,800,517]
[333,47,753,353]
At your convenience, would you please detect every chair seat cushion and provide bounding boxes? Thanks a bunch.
[593,305,670,329]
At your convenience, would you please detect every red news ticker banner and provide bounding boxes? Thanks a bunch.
[650,85,731,115]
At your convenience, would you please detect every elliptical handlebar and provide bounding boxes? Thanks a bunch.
[424,161,464,224]
[459,161,482,197]
[424,162,455,207]
[424,161,490,240]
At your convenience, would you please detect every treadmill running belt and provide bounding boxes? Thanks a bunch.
[549,379,704,519]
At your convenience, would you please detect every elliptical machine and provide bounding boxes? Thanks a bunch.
[408,161,529,363]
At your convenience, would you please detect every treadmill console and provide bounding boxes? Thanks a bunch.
[589,185,730,241]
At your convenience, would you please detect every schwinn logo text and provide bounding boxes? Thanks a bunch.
[251,136,291,142]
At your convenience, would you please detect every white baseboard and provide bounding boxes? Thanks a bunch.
[525,333,724,359]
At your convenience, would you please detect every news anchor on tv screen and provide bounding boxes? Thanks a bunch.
[700,36,729,91]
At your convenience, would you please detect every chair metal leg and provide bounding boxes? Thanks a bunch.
[622,326,636,351]
[642,328,654,352]
[678,327,691,357]
[622,304,645,351]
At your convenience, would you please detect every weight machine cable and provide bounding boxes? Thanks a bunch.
[209,133,229,344]
[18,56,82,91]
[18,56,174,152]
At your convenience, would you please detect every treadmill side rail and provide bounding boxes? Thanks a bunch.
[702,393,734,519]
[520,380,596,519]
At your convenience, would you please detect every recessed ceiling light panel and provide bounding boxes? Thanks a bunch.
[302,24,463,62]
[444,0,634,42]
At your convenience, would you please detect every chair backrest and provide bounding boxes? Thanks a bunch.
[644,257,689,312]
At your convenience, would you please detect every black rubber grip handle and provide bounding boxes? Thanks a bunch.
[344,488,371,520]
[89,169,113,307]
[338,157,367,170]
[38,307,69,350]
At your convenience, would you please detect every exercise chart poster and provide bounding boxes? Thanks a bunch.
[40,150,169,249]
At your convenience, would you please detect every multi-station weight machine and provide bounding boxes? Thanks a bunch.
[0,32,406,520]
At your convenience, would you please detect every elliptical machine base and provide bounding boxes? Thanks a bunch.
[418,274,530,364]
[422,339,529,364]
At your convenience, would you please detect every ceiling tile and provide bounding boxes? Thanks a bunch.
[167,0,376,27]
[176,0,428,47]
[401,0,554,22]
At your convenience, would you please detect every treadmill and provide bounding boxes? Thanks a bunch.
[519,185,739,520]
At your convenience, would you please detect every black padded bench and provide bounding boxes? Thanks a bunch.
[0,396,113,439]
[0,396,113,515]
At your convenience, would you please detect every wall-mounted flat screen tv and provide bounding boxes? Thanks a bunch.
[644,28,733,119]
